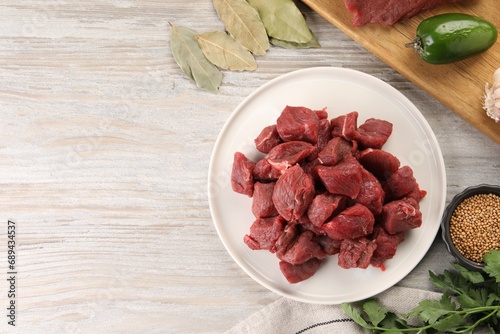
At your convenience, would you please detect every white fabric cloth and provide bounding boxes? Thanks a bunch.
[225,286,443,334]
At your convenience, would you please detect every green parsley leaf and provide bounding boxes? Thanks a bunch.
[407,293,456,324]
[379,312,408,333]
[343,253,500,333]
[486,292,500,306]
[362,299,387,327]
[432,313,468,332]
[452,263,485,284]
[457,287,489,308]
[430,269,467,295]
[340,303,370,329]
[484,250,500,283]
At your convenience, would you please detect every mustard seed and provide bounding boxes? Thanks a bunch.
[449,193,500,263]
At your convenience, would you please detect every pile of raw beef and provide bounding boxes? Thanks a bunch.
[343,0,468,26]
[231,106,426,283]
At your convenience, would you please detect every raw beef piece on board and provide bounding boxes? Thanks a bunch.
[343,0,468,27]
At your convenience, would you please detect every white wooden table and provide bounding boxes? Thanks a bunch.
[0,1,499,333]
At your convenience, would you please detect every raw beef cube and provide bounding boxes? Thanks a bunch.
[384,166,423,200]
[272,165,315,221]
[310,118,333,161]
[252,182,279,218]
[381,199,422,234]
[343,0,467,27]
[354,167,385,215]
[253,158,281,182]
[405,187,427,207]
[317,137,353,166]
[370,225,404,267]
[279,258,322,284]
[317,235,342,255]
[254,124,282,154]
[354,118,393,149]
[338,237,377,269]
[401,197,419,208]
[322,203,375,240]
[315,157,362,198]
[315,107,329,120]
[307,193,347,227]
[330,111,358,140]
[318,118,333,146]
[266,141,316,172]
[358,148,400,180]
[276,105,320,144]
[243,215,286,252]
[231,152,255,197]
[277,230,326,265]
[295,215,327,236]
[275,223,299,258]
[300,158,322,182]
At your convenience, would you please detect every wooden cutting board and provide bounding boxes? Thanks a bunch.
[302,0,500,144]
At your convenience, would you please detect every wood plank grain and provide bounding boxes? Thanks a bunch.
[302,0,500,144]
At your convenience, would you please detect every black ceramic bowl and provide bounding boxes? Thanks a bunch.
[441,184,500,271]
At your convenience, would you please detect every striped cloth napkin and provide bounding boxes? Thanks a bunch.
[225,286,443,334]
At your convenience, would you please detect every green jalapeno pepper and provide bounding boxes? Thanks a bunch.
[407,13,498,64]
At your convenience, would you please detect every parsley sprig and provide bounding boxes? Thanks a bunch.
[341,250,500,333]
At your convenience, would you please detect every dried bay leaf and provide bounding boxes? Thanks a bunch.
[247,0,313,44]
[197,31,257,71]
[169,22,222,93]
[213,0,269,56]
[270,28,320,49]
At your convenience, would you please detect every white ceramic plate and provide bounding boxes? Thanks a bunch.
[208,67,446,304]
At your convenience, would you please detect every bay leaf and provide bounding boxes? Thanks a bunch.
[270,28,320,49]
[213,0,269,56]
[197,31,257,71]
[247,0,312,44]
[169,22,222,93]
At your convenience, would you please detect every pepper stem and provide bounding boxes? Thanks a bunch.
[405,37,423,54]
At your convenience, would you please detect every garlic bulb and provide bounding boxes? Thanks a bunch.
[483,68,500,122]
